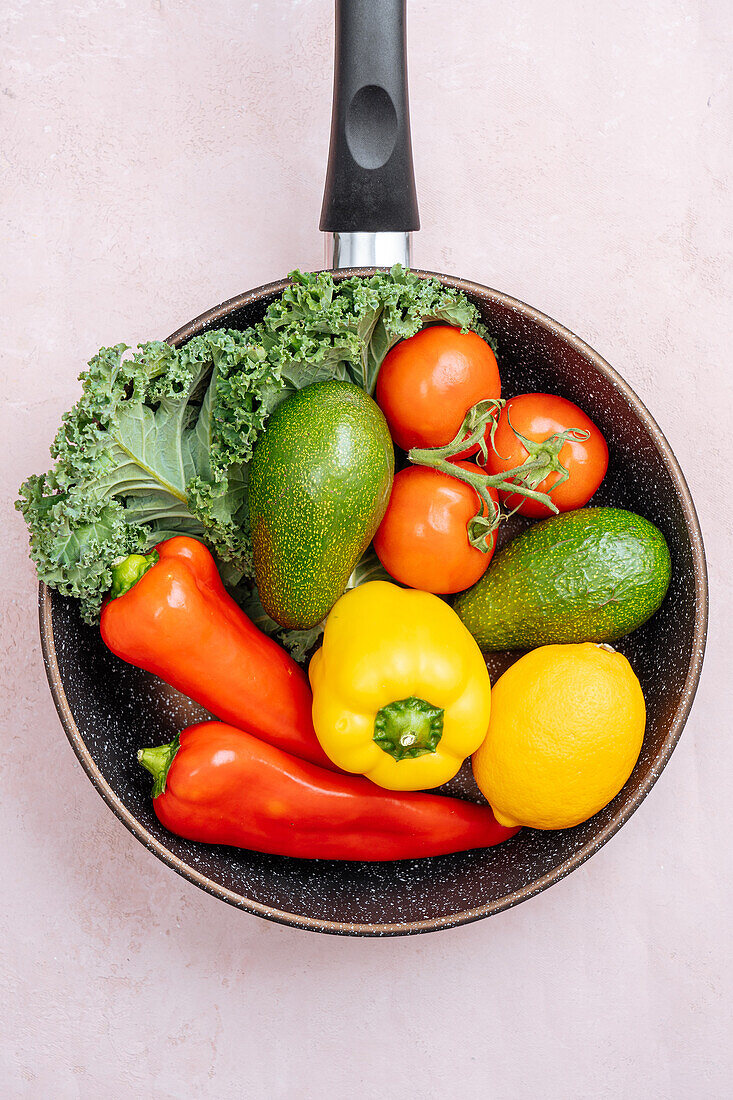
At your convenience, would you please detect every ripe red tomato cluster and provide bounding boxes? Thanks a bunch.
[373,325,609,595]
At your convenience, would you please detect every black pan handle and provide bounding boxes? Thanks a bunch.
[319,0,420,233]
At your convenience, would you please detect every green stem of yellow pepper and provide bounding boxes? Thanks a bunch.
[373,697,444,762]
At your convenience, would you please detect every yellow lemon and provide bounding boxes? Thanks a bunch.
[472,643,645,830]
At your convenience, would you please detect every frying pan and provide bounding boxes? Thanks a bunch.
[40,0,707,935]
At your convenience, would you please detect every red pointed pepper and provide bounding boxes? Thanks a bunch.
[100,536,333,769]
[139,721,520,861]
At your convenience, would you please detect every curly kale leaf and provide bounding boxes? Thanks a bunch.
[17,479,145,618]
[17,332,266,622]
[263,266,492,395]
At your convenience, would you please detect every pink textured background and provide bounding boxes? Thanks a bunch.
[2,1,731,1096]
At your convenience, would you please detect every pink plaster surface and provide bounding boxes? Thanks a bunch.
[1,1,731,1096]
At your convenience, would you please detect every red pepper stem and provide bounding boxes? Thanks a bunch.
[109,549,159,600]
[138,736,180,798]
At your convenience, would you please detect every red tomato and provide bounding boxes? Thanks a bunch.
[484,393,608,518]
[376,326,501,452]
[373,463,499,594]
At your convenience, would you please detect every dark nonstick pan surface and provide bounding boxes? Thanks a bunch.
[40,268,708,936]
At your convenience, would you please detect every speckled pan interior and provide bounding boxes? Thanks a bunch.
[39,269,708,936]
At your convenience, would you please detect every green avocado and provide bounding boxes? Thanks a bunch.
[248,380,394,630]
[453,507,671,650]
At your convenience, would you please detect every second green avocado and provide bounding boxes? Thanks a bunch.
[453,507,671,650]
[249,380,395,630]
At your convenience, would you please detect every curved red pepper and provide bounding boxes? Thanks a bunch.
[139,721,520,861]
[101,537,334,769]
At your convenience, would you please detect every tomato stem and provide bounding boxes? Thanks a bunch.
[408,402,590,552]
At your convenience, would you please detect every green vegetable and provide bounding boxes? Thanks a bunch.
[453,507,671,650]
[249,381,394,630]
[16,333,264,622]
[17,267,488,631]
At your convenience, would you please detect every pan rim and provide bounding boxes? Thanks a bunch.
[39,267,709,937]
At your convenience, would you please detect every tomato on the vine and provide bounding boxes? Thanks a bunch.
[373,463,499,595]
[376,326,501,452]
[484,393,608,518]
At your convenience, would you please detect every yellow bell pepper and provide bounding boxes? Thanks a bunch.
[309,581,492,791]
